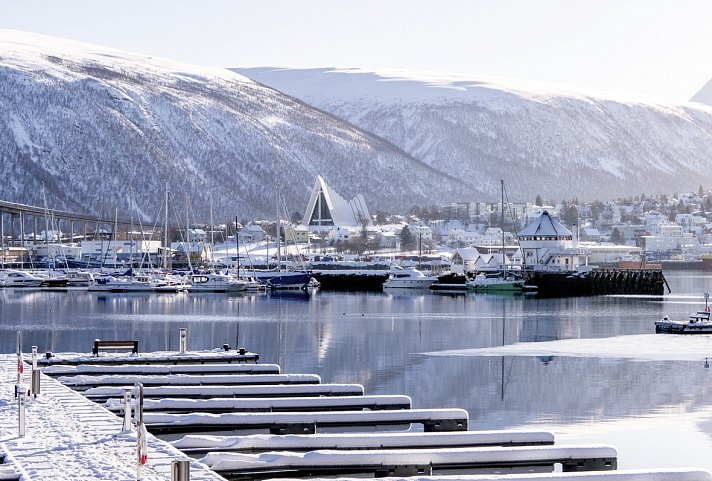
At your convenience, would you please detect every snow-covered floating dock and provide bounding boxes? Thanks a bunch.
[3,342,712,481]
[0,355,225,481]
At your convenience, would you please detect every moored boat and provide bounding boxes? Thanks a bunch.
[655,293,712,334]
[189,272,247,293]
[1,269,45,288]
[429,272,473,292]
[467,273,524,292]
[383,267,438,289]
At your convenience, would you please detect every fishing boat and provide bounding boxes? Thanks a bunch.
[383,267,438,289]
[655,293,712,334]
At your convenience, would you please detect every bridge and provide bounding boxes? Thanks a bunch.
[0,199,166,245]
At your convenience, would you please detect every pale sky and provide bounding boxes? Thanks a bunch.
[4,0,712,103]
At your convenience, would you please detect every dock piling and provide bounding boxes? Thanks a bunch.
[30,347,39,398]
[171,459,190,481]
[179,328,188,354]
[18,389,26,437]
[122,387,132,432]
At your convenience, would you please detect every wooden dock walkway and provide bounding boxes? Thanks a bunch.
[0,356,226,481]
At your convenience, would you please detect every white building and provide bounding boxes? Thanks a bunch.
[518,211,587,271]
[285,224,310,244]
[303,176,372,232]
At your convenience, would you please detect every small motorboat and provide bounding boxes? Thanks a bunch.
[655,294,712,334]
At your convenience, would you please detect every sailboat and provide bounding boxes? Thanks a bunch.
[468,180,524,293]
[249,194,311,291]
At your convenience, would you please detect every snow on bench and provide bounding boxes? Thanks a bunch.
[144,408,469,435]
[58,373,320,391]
[37,349,260,366]
[172,430,555,454]
[83,383,365,403]
[272,469,712,481]
[42,362,280,376]
[105,394,412,413]
[199,445,617,478]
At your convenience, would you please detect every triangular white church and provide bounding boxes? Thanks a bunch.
[303,176,372,232]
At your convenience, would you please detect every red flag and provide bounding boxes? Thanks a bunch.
[17,358,24,374]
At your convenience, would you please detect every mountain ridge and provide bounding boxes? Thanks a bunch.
[237,67,712,201]
[0,30,479,222]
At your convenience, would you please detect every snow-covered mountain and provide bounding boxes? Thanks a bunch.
[0,31,477,221]
[237,67,712,201]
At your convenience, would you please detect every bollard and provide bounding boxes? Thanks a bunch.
[135,383,144,424]
[123,387,133,431]
[16,331,23,390]
[30,346,39,398]
[179,328,188,354]
[171,460,190,481]
[31,370,40,398]
[18,388,26,437]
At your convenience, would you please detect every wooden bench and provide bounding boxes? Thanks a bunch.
[92,339,138,356]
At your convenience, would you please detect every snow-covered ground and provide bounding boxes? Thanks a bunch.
[0,355,224,480]
[424,333,712,362]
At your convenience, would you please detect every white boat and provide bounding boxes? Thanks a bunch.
[153,273,191,292]
[64,270,96,287]
[383,267,437,289]
[88,274,159,292]
[467,273,524,292]
[655,310,712,334]
[240,275,267,291]
[655,294,712,334]
[189,272,247,292]
[1,269,45,288]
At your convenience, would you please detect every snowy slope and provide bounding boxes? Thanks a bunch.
[0,31,476,220]
[690,78,712,107]
[238,67,712,200]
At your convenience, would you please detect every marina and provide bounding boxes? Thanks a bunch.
[3,271,712,479]
[3,343,708,481]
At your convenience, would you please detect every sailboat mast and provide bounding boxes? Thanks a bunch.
[501,179,505,275]
[235,216,240,277]
[113,208,118,268]
[163,183,169,270]
[210,197,214,266]
[276,192,281,273]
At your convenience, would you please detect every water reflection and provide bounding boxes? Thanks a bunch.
[2,271,712,469]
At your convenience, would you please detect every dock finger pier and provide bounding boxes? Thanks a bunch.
[1,331,710,481]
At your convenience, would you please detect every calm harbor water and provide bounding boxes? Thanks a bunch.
[3,271,712,470]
